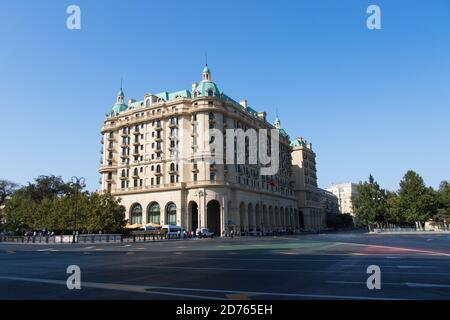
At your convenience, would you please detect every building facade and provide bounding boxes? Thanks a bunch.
[319,188,339,216]
[326,183,359,215]
[100,66,304,236]
[290,137,326,231]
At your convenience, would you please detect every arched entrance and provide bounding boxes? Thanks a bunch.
[207,200,221,236]
[298,209,305,229]
[269,206,274,228]
[255,204,261,231]
[189,201,199,232]
[239,202,247,232]
[262,205,268,231]
[248,203,255,231]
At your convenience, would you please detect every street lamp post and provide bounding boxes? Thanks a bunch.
[71,176,86,244]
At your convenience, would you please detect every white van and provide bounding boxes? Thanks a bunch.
[162,225,185,239]
[195,228,214,238]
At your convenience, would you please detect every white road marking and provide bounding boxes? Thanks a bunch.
[397,265,434,269]
[405,282,450,288]
[341,265,434,269]
[84,246,95,250]
[0,276,407,300]
[328,280,450,289]
[119,264,450,275]
[278,238,450,257]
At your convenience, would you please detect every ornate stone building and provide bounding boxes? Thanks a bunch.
[291,137,326,231]
[100,66,324,235]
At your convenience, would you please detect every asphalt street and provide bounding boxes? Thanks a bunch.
[1,231,450,300]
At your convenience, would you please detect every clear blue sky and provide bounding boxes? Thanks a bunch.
[0,0,449,192]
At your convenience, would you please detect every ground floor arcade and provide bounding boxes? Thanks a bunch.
[118,187,301,237]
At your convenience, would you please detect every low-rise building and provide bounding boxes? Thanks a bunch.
[319,188,339,216]
[326,183,359,215]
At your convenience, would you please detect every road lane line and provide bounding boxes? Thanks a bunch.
[117,264,450,275]
[0,276,408,300]
[405,282,450,288]
[277,237,450,257]
[328,280,450,289]
[0,276,226,300]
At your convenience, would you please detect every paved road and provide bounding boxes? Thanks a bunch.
[1,232,450,300]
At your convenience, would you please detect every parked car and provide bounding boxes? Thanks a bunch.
[195,228,214,238]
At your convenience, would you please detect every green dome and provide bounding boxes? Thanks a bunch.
[112,103,128,114]
[194,81,220,97]
[203,65,210,73]
[117,88,124,97]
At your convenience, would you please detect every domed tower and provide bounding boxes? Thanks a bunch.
[202,64,211,82]
[193,65,220,97]
[274,116,281,129]
[117,88,124,104]
[111,87,128,114]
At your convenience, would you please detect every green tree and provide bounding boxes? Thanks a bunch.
[3,175,126,235]
[397,171,438,230]
[0,180,18,207]
[84,193,126,233]
[23,175,72,202]
[2,189,36,234]
[353,174,387,231]
[385,191,409,227]
[433,181,450,230]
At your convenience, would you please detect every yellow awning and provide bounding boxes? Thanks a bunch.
[125,224,142,229]
[145,223,161,228]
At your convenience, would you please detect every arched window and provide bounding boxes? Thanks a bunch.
[156,165,161,173]
[121,170,126,178]
[207,89,213,97]
[147,203,161,225]
[166,203,177,226]
[130,203,143,225]
[170,163,175,172]
[134,168,138,176]
[209,112,215,120]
